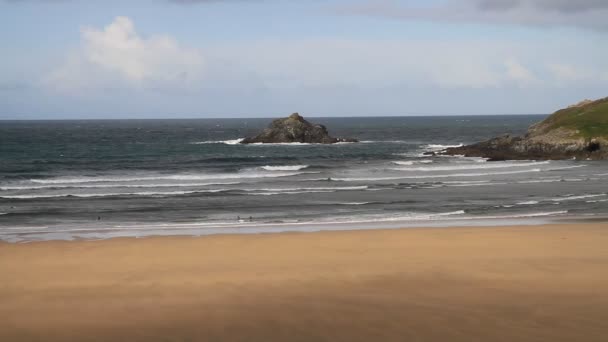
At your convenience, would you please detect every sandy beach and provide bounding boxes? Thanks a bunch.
[1,223,608,341]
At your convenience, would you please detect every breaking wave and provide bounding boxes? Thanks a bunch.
[261,165,309,171]
[192,138,244,145]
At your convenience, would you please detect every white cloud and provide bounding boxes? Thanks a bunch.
[545,62,603,86]
[208,39,546,89]
[505,59,538,86]
[41,17,607,95]
[44,16,204,91]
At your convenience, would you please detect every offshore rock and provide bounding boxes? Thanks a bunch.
[241,113,358,144]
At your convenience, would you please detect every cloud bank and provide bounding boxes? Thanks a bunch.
[337,0,608,30]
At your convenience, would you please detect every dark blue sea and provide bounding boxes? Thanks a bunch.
[1,116,607,242]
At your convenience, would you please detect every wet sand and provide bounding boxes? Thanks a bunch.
[1,223,608,341]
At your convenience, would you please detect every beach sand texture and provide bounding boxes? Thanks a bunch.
[2,223,608,341]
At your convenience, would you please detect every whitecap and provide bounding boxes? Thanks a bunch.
[245,186,368,192]
[390,161,549,172]
[517,201,539,205]
[249,142,313,146]
[0,182,242,191]
[191,138,244,145]
[248,190,336,196]
[261,165,309,171]
[0,189,228,199]
[333,168,543,181]
[550,194,606,202]
[423,143,463,150]
[392,161,414,166]
[29,172,304,184]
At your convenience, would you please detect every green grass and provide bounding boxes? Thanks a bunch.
[539,97,608,139]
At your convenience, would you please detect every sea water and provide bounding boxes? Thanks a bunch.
[1,116,607,242]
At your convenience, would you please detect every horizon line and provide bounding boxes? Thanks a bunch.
[0,113,549,121]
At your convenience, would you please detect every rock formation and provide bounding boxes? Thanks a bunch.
[241,113,358,144]
[442,97,608,161]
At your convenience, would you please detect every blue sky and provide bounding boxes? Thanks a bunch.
[1,0,607,119]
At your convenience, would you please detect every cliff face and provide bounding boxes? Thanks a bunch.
[443,97,608,161]
[241,113,358,144]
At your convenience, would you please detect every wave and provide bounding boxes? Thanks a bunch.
[551,194,606,202]
[517,178,562,184]
[248,190,336,196]
[332,168,543,181]
[0,182,242,191]
[249,186,368,192]
[245,186,368,196]
[1,185,369,200]
[446,182,508,187]
[360,140,412,144]
[393,161,414,166]
[472,211,568,219]
[249,142,315,146]
[261,165,309,171]
[516,201,539,205]
[0,189,229,199]
[423,143,463,150]
[392,159,434,166]
[28,172,305,185]
[390,161,549,172]
[191,138,244,145]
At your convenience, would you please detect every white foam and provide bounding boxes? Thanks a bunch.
[390,161,549,172]
[361,140,411,144]
[0,182,242,191]
[248,190,336,196]
[250,142,313,146]
[261,165,309,171]
[546,165,586,171]
[551,194,606,202]
[247,186,368,192]
[468,211,568,219]
[192,138,244,145]
[393,161,414,166]
[333,168,543,181]
[517,201,539,205]
[517,178,562,184]
[29,172,304,184]
[447,182,508,187]
[423,143,463,150]
[0,189,227,199]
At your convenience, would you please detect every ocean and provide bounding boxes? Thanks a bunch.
[1,116,607,242]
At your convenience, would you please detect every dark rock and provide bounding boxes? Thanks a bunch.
[241,113,358,144]
[442,98,608,161]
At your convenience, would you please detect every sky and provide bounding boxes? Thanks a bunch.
[1,0,607,119]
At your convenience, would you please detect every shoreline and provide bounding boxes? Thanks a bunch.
[3,214,607,243]
[2,222,608,341]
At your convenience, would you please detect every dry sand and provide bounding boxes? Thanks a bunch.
[1,223,608,341]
